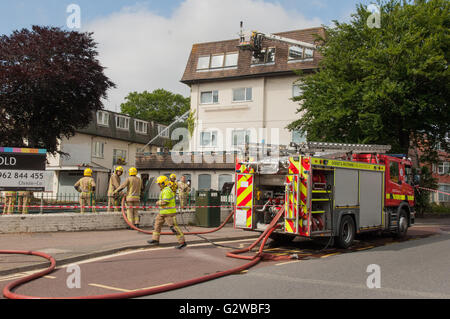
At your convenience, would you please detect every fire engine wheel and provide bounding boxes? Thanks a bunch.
[394,210,409,238]
[335,215,355,249]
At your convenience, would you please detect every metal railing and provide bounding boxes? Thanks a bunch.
[1,191,235,214]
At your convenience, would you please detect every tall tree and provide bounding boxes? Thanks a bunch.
[288,0,449,155]
[120,89,190,126]
[0,26,115,154]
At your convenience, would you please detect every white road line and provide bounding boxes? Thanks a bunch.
[275,260,301,266]
[88,283,132,292]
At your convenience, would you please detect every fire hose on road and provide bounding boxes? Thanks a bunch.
[1,202,291,299]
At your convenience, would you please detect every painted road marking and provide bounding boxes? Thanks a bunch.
[88,282,175,293]
[321,252,341,258]
[134,283,173,291]
[355,246,375,251]
[88,283,132,292]
[275,260,301,266]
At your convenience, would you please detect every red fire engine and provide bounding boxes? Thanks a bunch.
[234,142,416,248]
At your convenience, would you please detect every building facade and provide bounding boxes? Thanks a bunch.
[180,27,325,153]
[137,27,324,197]
[46,110,169,199]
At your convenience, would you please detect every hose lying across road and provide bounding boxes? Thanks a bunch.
[1,201,291,299]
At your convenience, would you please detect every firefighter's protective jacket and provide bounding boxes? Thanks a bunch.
[159,186,176,215]
[116,176,142,202]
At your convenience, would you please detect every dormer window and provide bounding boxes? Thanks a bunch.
[251,47,275,65]
[288,46,314,61]
[197,52,239,71]
[135,119,148,134]
[97,111,109,126]
[115,115,130,130]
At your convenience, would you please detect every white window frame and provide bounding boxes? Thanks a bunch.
[197,55,210,70]
[438,162,449,175]
[231,129,251,146]
[304,47,314,59]
[210,54,224,69]
[224,52,238,67]
[232,87,252,102]
[92,141,104,158]
[113,149,127,165]
[115,115,130,130]
[158,124,169,138]
[438,184,450,202]
[288,46,304,61]
[251,47,276,65]
[97,111,109,126]
[200,90,219,105]
[134,119,148,134]
[292,84,303,98]
[200,130,218,148]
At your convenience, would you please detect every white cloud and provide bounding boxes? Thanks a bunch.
[84,0,322,111]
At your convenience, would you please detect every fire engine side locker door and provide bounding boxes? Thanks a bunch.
[298,156,311,236]
[235,173,254,229]
[285,157,300,234]
[359,169,384,229]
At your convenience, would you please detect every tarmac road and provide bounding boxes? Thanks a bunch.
[0,220,449,299]
[143,225,450,299]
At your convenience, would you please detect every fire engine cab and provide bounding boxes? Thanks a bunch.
[234,142,416,248]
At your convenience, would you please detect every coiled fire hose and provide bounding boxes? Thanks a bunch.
[2,202,290,299]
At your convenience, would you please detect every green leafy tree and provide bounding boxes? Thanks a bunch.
[288,0,449,155]
[413,165,438,216]
[120,89,190,126]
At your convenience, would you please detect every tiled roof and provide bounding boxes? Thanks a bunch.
[181,27,325,84]
[75,110,169,147]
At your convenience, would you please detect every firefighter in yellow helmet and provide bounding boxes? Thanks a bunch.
[107,166,124,212]
[17,191,32,214]
[147,175,186,249]
[114,167,142,228]
[169,173,178,193]
[74,168,97,214]
[2,191,17,215]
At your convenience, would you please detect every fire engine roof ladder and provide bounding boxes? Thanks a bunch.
[291,142,392,163]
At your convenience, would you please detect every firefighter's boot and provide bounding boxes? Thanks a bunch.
[147,240,159,246]
[175,242,187,250]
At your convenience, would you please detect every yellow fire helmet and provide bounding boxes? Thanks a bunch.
[170,173,177,180]
[156,175,169,187]
[115,166,124,172]
[84,168,93,177]
[129,167,137,176]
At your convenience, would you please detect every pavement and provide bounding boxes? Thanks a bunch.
[0,216,448,277]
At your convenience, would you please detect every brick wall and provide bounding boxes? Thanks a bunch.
[0,211,197,234]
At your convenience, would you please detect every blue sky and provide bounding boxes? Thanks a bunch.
[0,0,375,109]
[0,0,373,36]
